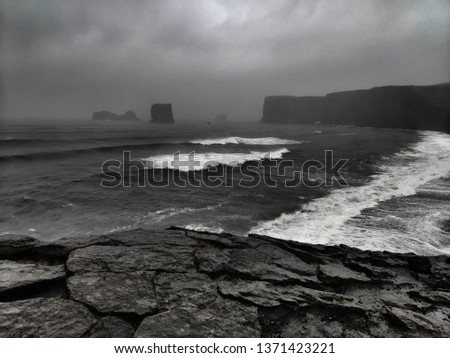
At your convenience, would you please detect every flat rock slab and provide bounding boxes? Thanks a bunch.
[318,263,371,285]
[35,229,196,259]
[68,271,157,315]
[0,260,66,293]
[0,297,95,337]
[1,228,449,338]
[218,279,361,312]
[155,272,217,310]
[0,234,39,258]
[195,246,316,283]
[34,235,114,259]
[67,245,196,273]
[386,307,450,336]
[87,315,135,338]
[134,299,260,338]
[102,229,197,247]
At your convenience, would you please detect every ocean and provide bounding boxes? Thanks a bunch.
[1,119,449,255]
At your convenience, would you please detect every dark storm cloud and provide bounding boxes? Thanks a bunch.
[1,0,449,119]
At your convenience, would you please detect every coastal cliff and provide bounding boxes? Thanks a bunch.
[1,228,449,338]
[261,84,450,132]
[92,110,139,121]
[150,104,174,123]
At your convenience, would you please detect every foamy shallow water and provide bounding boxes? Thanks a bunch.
[189,136,305,145]
[251,131,450,255]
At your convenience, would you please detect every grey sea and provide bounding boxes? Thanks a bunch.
[1,118,449,255]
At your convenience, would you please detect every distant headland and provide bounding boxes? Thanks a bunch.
[261,83,450,133]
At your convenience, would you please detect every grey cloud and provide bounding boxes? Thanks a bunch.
[1,0,449,120]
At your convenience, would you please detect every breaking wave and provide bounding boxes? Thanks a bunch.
[142,148,290,171]
[189,136,304,145]
[251,132,450,255]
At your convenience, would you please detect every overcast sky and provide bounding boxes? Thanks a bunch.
[1,0,449,120]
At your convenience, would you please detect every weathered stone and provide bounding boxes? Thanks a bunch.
[105,229,197,247]
[196,246,315,283]
[255,244,317,276]
[318,263,371,285]
[0,260,65,293]
[67,271,157,315]
[0,297,95,337]
[386,307,445,335]
[34,235,113,258]
[35,229,195,259]
[409,290,450,305]
[87,315,135,338]
[1,227,449,338]
[0,234,39,258]
[218,279,363,313]
[260,306,371,338]
[218,280,293,307]
[406,256,432,273]
[184,229,241,248]
[67,245,195,273]
[343,260,397,280]
[155,272,217,310]
[134,299,260,337]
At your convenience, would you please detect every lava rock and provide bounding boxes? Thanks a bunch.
[0,234,39,258]
[155,272,217,310]
[86,316,135,338]
[67,244,195,273]
[134,299,260,338]
[67,271,157,315]
[0,260,66,294]
[0,297,95,337]
[0,228,449,338]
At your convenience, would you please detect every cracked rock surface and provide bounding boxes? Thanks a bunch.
[0,228,449,337]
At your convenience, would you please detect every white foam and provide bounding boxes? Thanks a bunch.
[189,136,303,145]
[143,148,289,171]
[184,223,225,233]
[251,132,450,255]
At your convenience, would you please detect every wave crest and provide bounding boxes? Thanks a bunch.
[189,136,303,145]
[143,148,289,171]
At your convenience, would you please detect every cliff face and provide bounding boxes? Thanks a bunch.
[261,84,450,132]
[92,110,139,121]
[150,104,174,123]
[1,228,449,337]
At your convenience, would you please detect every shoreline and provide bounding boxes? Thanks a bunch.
[1,227,449,337]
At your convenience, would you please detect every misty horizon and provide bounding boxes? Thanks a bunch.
[1,0,450,120]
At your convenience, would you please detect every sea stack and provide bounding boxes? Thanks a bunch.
[150,104,174,123]
[92,110,139,121]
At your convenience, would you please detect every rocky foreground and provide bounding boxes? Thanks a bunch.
[0,228,449,338]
